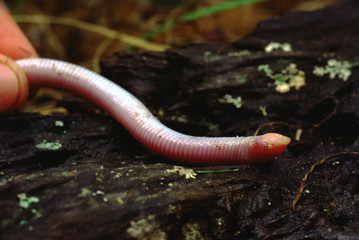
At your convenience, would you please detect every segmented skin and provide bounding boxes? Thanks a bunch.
[16,58,290,165]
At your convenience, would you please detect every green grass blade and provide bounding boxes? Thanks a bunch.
[142,0,267,41]
[180,0,266,22]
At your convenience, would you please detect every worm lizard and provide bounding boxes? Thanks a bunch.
[0,56,291,165]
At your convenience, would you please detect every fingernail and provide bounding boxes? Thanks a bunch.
[0,54,29,113]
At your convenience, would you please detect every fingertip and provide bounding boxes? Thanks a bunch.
[0,54,29,112]
[0,3,38,59]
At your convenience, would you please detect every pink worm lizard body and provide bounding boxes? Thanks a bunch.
[9,58,290,165]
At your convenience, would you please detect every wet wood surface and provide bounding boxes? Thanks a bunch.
[1,0,359,239]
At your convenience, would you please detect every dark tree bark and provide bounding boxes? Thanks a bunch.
[1,0,359,239]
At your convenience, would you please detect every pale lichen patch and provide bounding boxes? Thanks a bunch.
[259,106,267,116]
[166,204,182,215]
[166,166,197,179]
[182,221,207,240]
[227,50,251,57]
[35,140,62,150]
[265,42,292,53]
[18,193,40,209]
[203,51,222,62]
[55,120,64,127]
[313,59,352,81]
[218,94,242,108]
[170,114,189,123]
[127,215,167,240]
[78,188,92,198]
[258,63,306,93]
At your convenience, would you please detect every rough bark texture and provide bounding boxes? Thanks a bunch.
[1,0,359,239]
